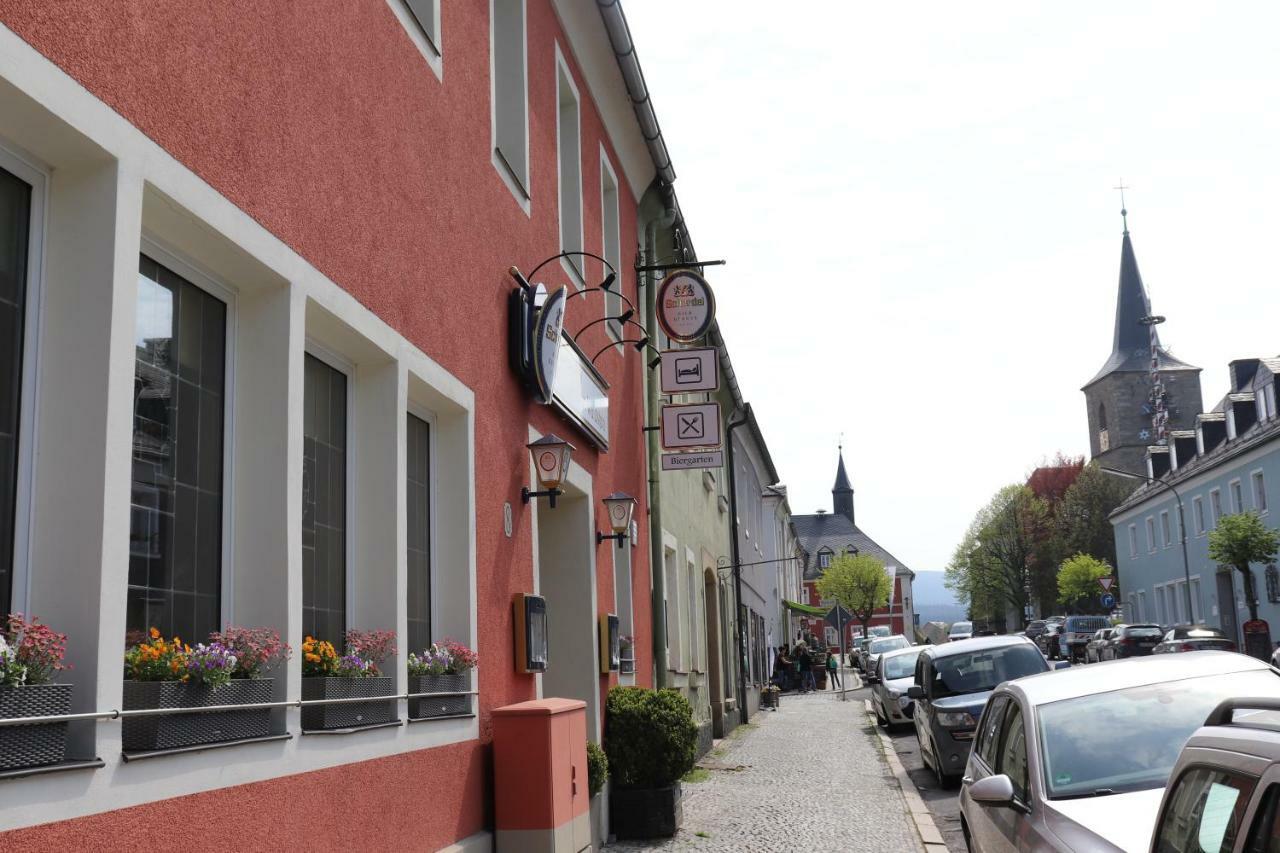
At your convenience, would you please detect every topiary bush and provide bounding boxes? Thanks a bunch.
[586,740,609,797]
[604,686,698,789]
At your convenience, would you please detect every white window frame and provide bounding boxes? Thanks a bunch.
[139,235,239,628]
[818,549,832,569]
[406,400,440,644]
[390,0,442,80]
[685,547,698,672]
[599,146,622,346]
[303,339,357,632]
[555,45,584,288]
[1128,523,1138,557]
[1252,469,1268,514]
[1210,488,1223,528]
[1193,495,1205,536]
[489,0,530,214]
[1160,510,1172,548]
[1,140,46,616]
[1229,478,1244,514]
[1146,517,1157,553]
[1189,575,1202,623]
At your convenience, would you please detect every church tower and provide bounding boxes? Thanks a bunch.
[833,447,855,524]
[1082,213,1203,475]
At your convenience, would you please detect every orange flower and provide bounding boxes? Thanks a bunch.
[149,627,160,639]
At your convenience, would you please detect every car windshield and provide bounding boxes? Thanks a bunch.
[1038,669,1280,799]
[870,627,891,637]
[1127,626,1162,638]
[870,637,908,655]
[883,650,922,680]
[930,644,1046,699]
[950,622,973,635]
[1066,617,1108,632]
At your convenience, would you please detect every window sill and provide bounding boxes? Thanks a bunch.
[301,720,403,736]
[122,733,291,763]
[0,757,105,781]
[406,713,476,726]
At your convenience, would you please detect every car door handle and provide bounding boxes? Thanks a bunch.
[961,776,973,785]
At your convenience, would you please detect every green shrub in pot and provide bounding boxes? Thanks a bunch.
[604,686,697,788]
[586,740,609,797]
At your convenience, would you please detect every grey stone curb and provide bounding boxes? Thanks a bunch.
[864,699,950,853]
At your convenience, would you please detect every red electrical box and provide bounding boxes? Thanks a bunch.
[492,698,590,852]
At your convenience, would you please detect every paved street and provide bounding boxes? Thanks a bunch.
[612,683,924,851]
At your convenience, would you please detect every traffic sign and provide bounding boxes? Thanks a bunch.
[1098,577,1114,592]
[1101,593,1116,609]
[825,605,854,629]
[660,402,722,450]
[659,347,719,394]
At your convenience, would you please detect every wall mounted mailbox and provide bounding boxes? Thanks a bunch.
[599,613,620,674]
[514,593,548,673]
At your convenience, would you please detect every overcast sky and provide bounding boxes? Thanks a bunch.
[624,2,1280,570]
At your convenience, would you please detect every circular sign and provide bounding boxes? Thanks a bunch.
[531,286,566,404]
[609,503,629,523]
[1101,593,1115,609]
[537,450,559,473]
[656,270,715,343]
[503,502,513,538]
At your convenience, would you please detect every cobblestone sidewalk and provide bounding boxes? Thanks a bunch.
[610,689,924,852]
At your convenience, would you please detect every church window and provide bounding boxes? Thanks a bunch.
[1098,403,1108,430]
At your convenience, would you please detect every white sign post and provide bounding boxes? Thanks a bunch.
[659,347,719,394]
[660,402,722,450]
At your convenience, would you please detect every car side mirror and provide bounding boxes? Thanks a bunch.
[968,774,1016,808]
[907,685,924,700]
[866,673,880,684]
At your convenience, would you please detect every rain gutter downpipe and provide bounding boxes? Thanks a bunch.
[726,406,751,725]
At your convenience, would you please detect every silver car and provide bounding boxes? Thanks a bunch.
[959,652,1280,852]
[870,645,923,728]
[864,634,911,681]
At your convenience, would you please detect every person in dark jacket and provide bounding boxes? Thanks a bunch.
[798,645,816,693]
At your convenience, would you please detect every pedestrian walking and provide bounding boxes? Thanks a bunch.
[826,651,842,690]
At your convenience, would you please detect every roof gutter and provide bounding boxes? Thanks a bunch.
[595,0,675,185]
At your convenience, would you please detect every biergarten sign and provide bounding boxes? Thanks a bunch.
[656,270,716,343]
[531,286,566,405]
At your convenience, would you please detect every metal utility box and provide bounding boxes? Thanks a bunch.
[493,698,590,853]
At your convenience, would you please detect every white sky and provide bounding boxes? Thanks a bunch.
[624,2,1280,570]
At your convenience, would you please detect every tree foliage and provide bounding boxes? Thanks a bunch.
[1057,463,1137,569]
[1209,512,1280,621]
[945,485,1048,629]
[1057,554,1112,607]
[816,552,892,636]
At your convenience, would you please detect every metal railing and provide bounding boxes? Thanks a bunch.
[0,689,479,728]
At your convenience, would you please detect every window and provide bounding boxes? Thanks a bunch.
[555,52,583,284]
[1193,496,1206,535]
[1190,578,1202,622]
[1230,479,1244,514]
[1128,524,1138,557]
[491,0,528,201]
[1161,511,1172,547]
[1147,517,1157,553]
[1210,489,1223,528]
[406,412,432,654]
[302,353,348,645]
[1154,767,1255,853]
[1245,784,1280,851]
[1253,471,1268,513]
[127,255,227,642]
[997,704,1029,803]
[600,153,622,340]
[0,165,32,613]
[818,550,832,569]
[686,554,698,671]
[404,0,440,56]
[975,696,1008,769]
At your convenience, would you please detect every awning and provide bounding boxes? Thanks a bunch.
[783,599,827,616]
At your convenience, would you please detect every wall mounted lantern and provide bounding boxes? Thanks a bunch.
[523,434,575,509]
[597,492,637,549]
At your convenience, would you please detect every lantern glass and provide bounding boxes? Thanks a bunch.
[528,434,575,491]
[602,492,636,535]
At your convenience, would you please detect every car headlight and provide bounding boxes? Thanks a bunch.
[937,711,977,728]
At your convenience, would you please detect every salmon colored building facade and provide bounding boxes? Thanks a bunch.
[0,1,672,847]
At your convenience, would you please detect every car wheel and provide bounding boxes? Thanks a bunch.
[875,703,887,728]
[933,753,955,789]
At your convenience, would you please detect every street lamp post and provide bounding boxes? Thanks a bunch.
[1101,465,1195,623]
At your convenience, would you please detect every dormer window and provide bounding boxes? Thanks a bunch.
[818,548,833,569]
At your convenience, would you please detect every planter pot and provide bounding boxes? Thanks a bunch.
[122,679,273,752]
[619,657,636,675]
[301,676,395,730]
[407,673,471,720]
[610,782,682,840]
[762,690,779,708]
[0,683,72,770]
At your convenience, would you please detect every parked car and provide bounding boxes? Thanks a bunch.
[1102,623,1164,660]
[1149,695,1280,852]
[1038,624,1065,660]
[870,646,923,729]
[908,635,1049,787]
[959,652,1280,853]
[852,636,875,670]
[1085,628,1114,664]
[1151,624,1237,654]
[1060,615,1111,663]
[948,621,974,642]
[864,635,911,680]
[869,625,892,638]
[1024,620,1048,642]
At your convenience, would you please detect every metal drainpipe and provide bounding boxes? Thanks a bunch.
[726,407,750,724]
[644,210,675,688]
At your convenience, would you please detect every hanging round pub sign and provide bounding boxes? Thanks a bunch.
[531,286,566,404]
[656,269,716,343]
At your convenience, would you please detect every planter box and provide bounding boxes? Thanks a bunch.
[122,679,273,752]
[610,782,682,840]
[619,657,636,675]
[407,673,470,720]
[0,683,72,770]
[301,676,395,730]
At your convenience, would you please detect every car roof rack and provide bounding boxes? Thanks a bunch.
[1204,697,1280,727]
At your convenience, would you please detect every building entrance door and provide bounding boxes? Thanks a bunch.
[1216,570,1240,647]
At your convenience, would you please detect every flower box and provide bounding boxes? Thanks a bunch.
[408,673,470,720]
[121,679,273,752]
[0,683,72,770]
[301,676,395,730]
[619,657,636,675]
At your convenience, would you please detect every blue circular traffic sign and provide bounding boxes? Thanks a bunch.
[1101,593,1116,609]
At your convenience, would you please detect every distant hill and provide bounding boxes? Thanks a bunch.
[913,570,967,627]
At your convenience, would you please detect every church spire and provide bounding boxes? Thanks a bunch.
[832,446,854,525]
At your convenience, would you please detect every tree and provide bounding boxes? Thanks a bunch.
[1057,554,1112,611]
[1057,463,1137,569]
[1209,512,1280,622]
[945,485,1047,630]
[816,552,892,640]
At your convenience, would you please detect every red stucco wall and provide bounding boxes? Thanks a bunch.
[0,0,651,844]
